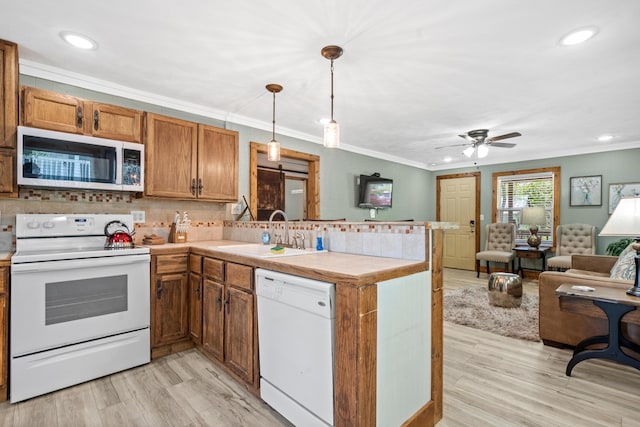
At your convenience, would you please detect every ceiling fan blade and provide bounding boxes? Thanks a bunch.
[487,132,521,142]
[458,134,473,141]
[489,142,517,148]
[435,142,470,149]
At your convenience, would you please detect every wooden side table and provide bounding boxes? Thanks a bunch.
[513,245,551,277]
[556,284,640,375]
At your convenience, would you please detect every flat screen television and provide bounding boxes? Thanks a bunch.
[358,174,393,208]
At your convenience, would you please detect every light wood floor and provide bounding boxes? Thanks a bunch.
[0,269,638,426]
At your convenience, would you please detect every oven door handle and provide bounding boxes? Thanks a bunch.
[11,254,151,273]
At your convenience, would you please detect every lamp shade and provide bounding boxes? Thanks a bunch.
[599,197,640,236]
[324,120,339,148]
[477,144,489,158]
[521,206,546,226]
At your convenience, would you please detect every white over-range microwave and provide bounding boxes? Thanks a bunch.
[17,126,144,192]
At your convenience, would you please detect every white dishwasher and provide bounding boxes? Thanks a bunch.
[256,269,336,427]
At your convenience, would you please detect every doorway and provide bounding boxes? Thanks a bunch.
[436,173,480,270]
[250,142,320,221]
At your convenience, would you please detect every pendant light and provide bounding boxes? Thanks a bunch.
[321,45,343,148]
[266,84,283,161]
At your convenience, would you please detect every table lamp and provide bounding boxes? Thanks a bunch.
[599,197,640,296]
[521,207,546,248]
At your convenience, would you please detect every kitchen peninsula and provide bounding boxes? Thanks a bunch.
[146,220,451,427]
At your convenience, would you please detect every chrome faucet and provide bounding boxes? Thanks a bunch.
[293,231,306,249]
[268,210,289,246]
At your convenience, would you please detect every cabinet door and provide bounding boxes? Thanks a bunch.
[202,279,225,361]
[224,287,254,382]
[197,124,238,201]
[145,113,198,198]
[22,87,84,134]
[0,151,14,193]
[0,40,18,149]
[189,272,203,345]
[152,272,189,346]
[88,103,142,143]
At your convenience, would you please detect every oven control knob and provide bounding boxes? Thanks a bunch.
[27,221,40,229]
[43,221,55,229]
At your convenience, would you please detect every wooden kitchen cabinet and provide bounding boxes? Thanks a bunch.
[197,124,238,201]
[201,259,254,384]
[188,255,203,345]
[144,113,238,201]
[0,40,18,196]
[151,253,191,358]
[21,86,143,142]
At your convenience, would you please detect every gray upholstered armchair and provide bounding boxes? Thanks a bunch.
[475,223,516,277]
[546,223,596,271]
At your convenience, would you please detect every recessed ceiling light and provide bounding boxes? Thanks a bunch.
[444,157,452,162]
[560,27,598,46]
[60,31,97,50]
[598,134,614,142]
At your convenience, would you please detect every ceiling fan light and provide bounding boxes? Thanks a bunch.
[477,144,489,158]
[267,139,280,161]
[463,146,475,158]
[324,120,340,148]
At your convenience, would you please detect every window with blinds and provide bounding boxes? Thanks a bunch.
[496,171,555,244]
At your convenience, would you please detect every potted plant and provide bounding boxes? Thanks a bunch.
[605,238,633,256]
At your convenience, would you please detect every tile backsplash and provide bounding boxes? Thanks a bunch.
[1,189,428,262]
[223,221,427,261]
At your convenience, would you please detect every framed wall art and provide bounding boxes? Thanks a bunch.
[570,175,602,207]
[608,182,640,214]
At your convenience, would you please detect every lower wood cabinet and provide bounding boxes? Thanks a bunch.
[201,259,254,384]
[152,252,255,387]
[189,255,203,345]
[151,253,191,358]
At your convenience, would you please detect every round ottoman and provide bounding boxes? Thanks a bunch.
[488,272,523,308]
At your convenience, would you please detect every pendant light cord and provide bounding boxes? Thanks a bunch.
[330,60,335,120]
[272,90,276,140]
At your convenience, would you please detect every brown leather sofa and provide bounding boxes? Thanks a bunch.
[538,254,639,348]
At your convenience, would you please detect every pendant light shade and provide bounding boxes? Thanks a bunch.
[321,45,343,148]
[266,84,283,161]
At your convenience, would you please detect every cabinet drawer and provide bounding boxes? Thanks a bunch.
[155,254,188,274]
[189,254,203,274]
[204,258,225,282]
[226,263,253,290]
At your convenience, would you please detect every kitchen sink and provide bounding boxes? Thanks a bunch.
[211,243,324,258]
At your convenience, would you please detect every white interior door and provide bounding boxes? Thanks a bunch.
[439,176,477,270]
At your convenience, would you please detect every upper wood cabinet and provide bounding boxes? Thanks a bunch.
[198,124,238,201]
[144,113,198,198]
[145,113,239,201]
[0,40,18,196]
[21,87,143,143]
[0,40,18,150]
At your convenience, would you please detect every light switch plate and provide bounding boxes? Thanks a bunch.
[131,210,146,223]
[370,208,376,219]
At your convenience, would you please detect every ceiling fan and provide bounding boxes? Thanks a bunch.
[438,129,522,158]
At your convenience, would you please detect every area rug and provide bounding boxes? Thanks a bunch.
[444,287,540,342]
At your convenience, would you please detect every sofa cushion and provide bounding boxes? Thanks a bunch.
[610,243,637,281]
[566,268,610,278]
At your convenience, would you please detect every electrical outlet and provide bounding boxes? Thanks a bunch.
[131,210,146,223]
[370,208,376,219]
